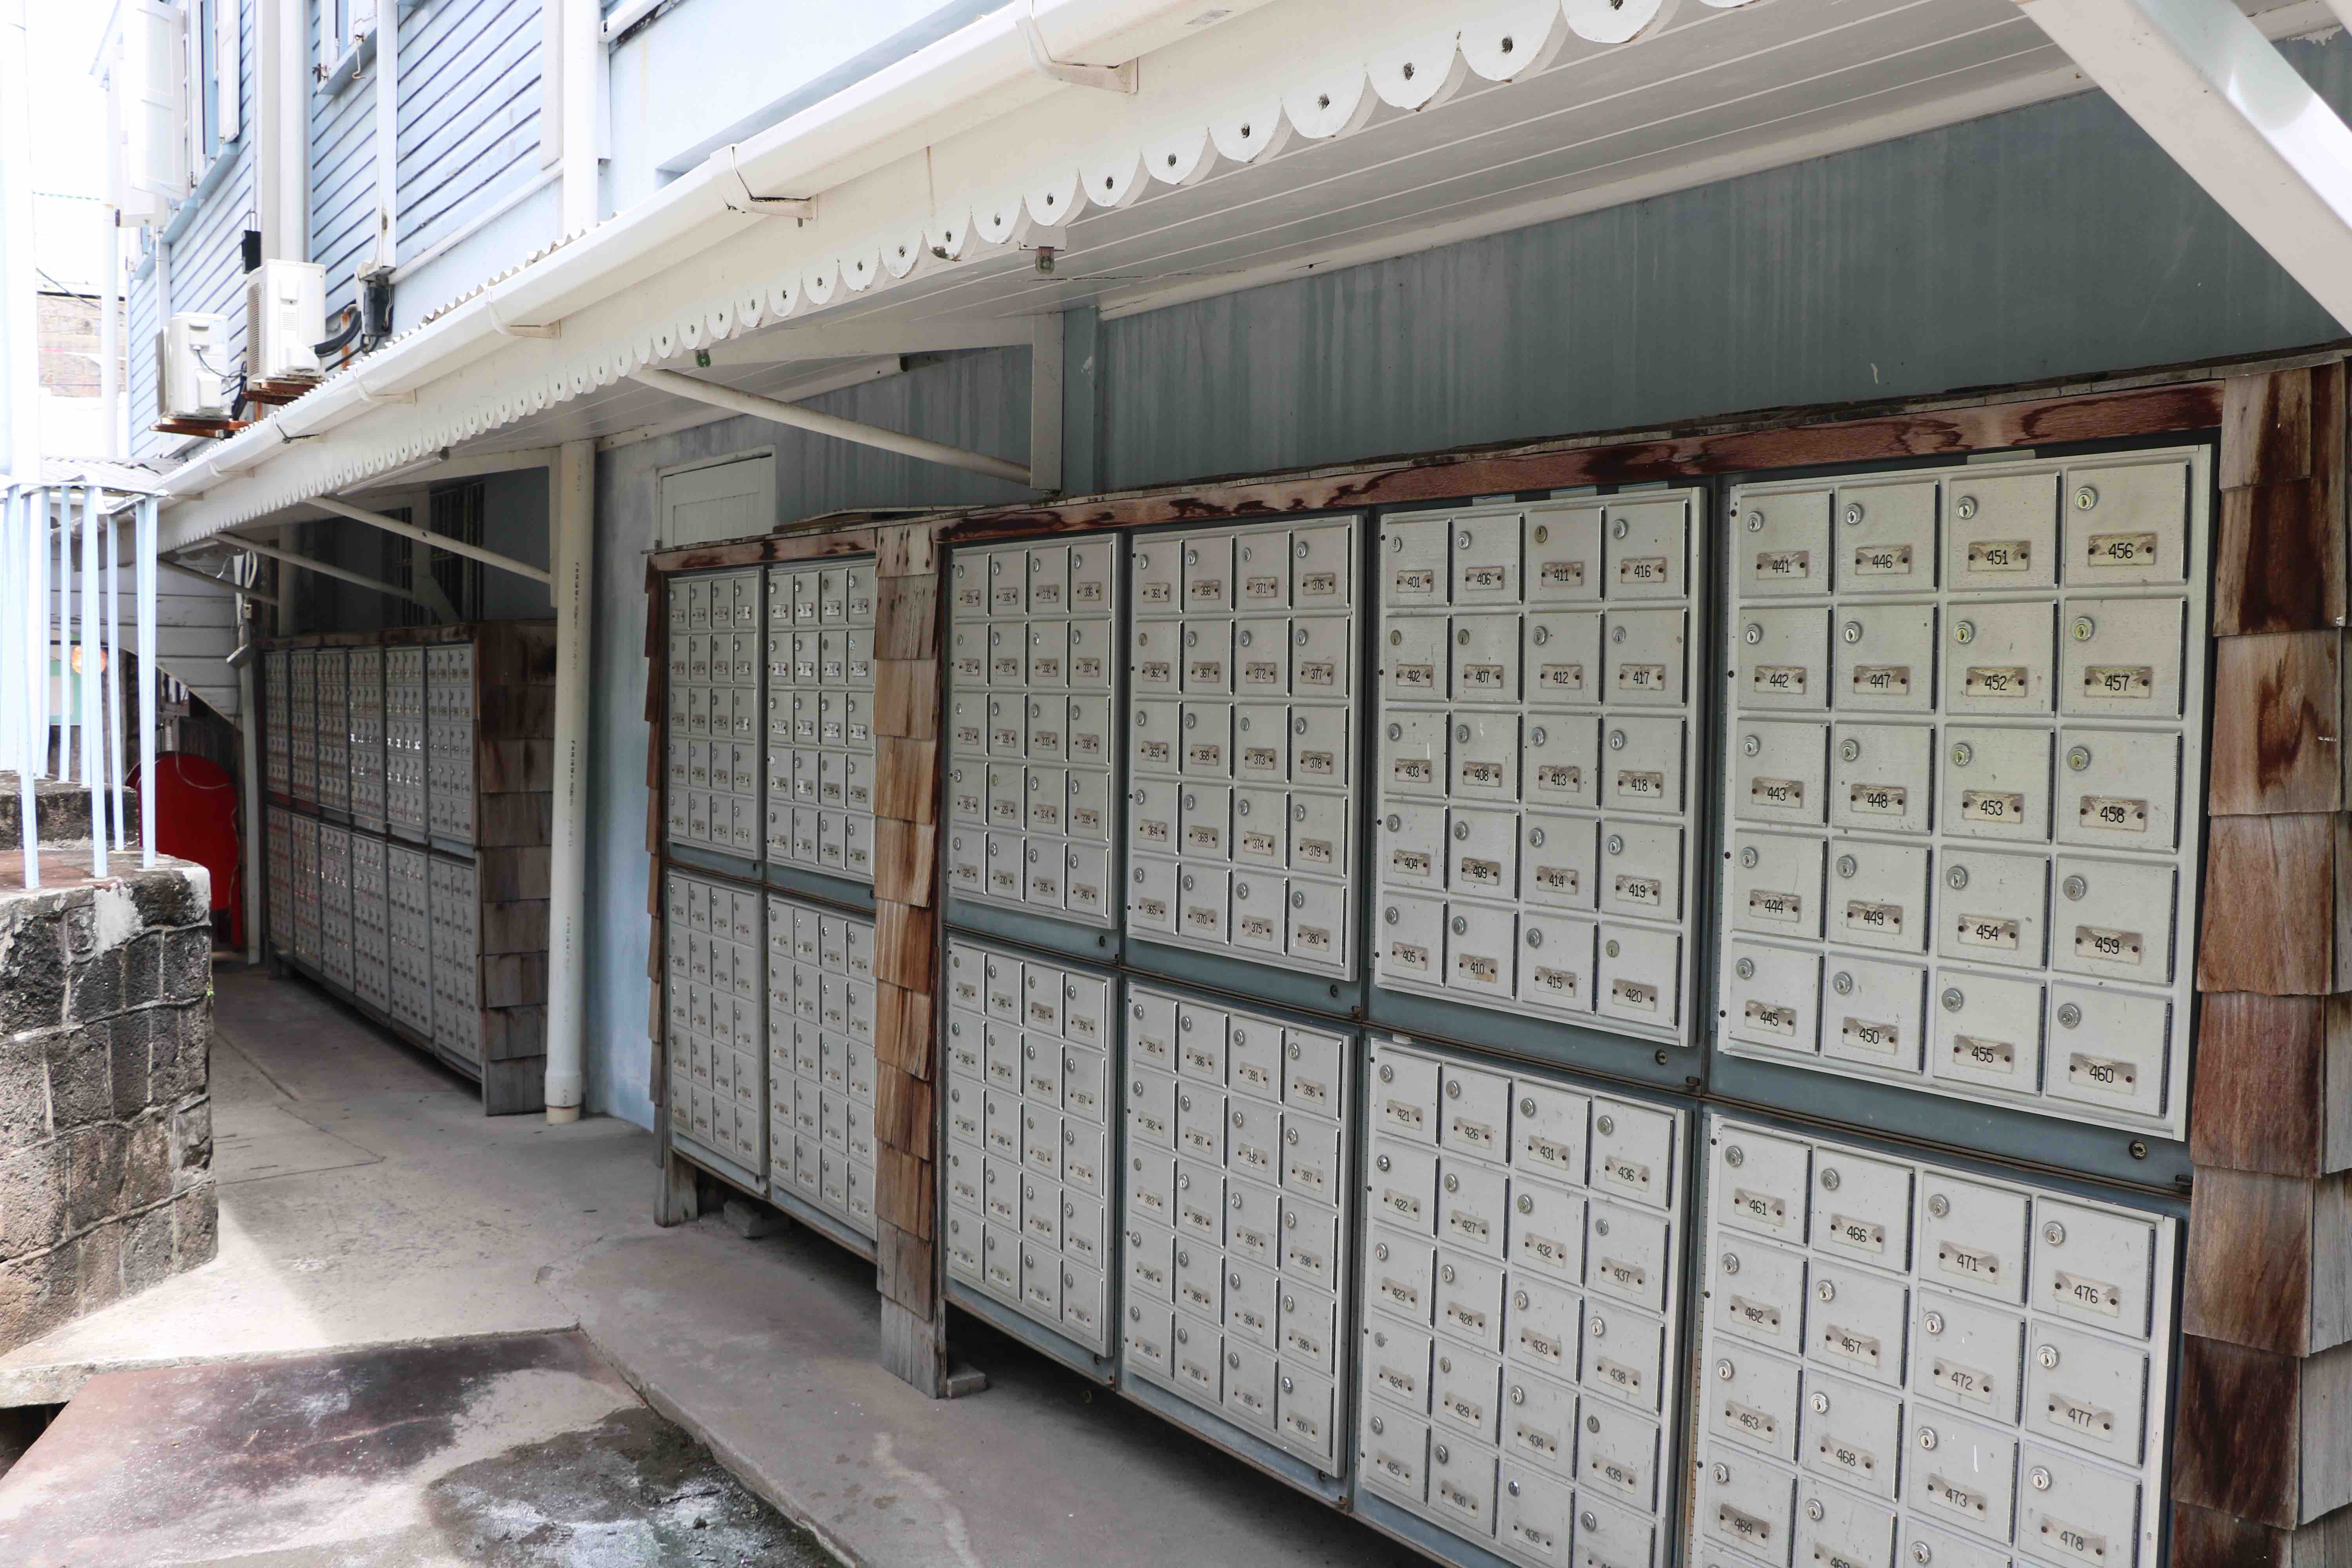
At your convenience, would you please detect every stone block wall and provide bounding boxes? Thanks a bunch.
[0,857,217,1353]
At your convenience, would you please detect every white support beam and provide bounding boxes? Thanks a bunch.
[161,556,281,606]
[1030,313,1064,495]
[195,535,435,608]
[628,367,1033,485]
[2015,0,2352,332]
[595,357,904,452]
[310,496,555,585]
[684,318,1038,369]
[544,440,593,1123]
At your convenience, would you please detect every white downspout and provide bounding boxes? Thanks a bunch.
[543,438,593,1122]
[368,0,397,275]
[559,0,599,234]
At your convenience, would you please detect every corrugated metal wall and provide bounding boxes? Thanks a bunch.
[397,0,543,261]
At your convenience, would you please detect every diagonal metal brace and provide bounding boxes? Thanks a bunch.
[1018,13,1137,93]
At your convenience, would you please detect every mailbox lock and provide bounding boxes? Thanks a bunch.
[1842,620,1864,645]
[1913,1545,1935,1566]
[1806,1500,1826,1523]
[2072,615,2097,642]
[1611,624,1629,645]
[1917,1427,1939,1452]
[1735,957,1756,980]
[1927,1193,1951,1218]
[2063,875,2087,902]
[1589,1316,1606,1338]
[1711,1463,1731,1485]
[1715,1359,1735,1381]
[1386,722,1403,742]
[1374,1242,1389,1262]
[1595,1217,1611,1237]
[1836,855,1858,880]
[1389,628,1404,646]
[1613,517,1632,539]
[1746,510,1766,533]
[1725,1144,1746,1167]
[1291,891,1307,909]
[2073,483,2100,512]
[2038,1343,2060,1369]
[1533,624,1552,646]
[1840,737,1862,763]
[1833,971,1855,996]
[2067,745,2092,772]
[1743,622,1764,646]
[1510,1384,1528,1406]
[1843,501,1866,526]
[1595,1114,1615,1136]
[1530,827,1548,848]
[1445,1173,1461,1194]
[1924,1311,1945,1336]
[1451,915,1469,935]
[1945,866,1970,891]
[1942,987,1966,1013]
[1608,728,1629,752]
[1383,906,1400,926]
[1820,1167,1842,1192]
[1456,628,1471,647]
[1954,619,1976,646]
[2043,1220,2067,1246]
[1455,531,1472,550]
[1379,1063,1395,1082]
[1525,927,1544,949]
[1607,834,1627,856]
[1817,1279,1837,1304]
[1432,1441,1450,1463]
[1453,820,1471,841]
[1955,495,1978,520]
[1517,1194,1535,1214]
[2031,1467,2053,1492]
[1740,846,1760,868]
[1287,1041,1301,1060]
[1950,741,1975,768]
[1743,734,1762,757]
[1530,726,1549,746]
[1376,1153,1392,1173]
[1720,1249,1743,1275]
[1368,1411,1385,1435]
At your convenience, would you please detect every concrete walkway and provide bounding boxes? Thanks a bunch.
[2,967,1421,1568]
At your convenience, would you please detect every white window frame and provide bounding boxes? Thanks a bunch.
[184,0,241,189]
[317,0,377,94]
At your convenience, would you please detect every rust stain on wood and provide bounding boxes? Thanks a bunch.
[2171,1335,2303,1526]
[2185,1168,2317,1356]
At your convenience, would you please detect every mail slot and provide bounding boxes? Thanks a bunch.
[1510,1080,1588,1185]
[1059,619,1111,693]
[1223,531,1285,611]
[1024,620,1069,690]
[1947,469,2059,590]
[1180,702,1232,779]
[1739,488,1831,597]
[1606,495,1690,599]
[1938,849,2050,970]
[1517,912,1597,1014]
[1505,1176,1584,1285]
[1289,706,1348,791]
[1225,1257,1281,1352]
[2046,982,2171,1121]
[1806,1261,1908,1391]
[1176,784,1232,863]
[1920,1171,2031,1305]
[1795,1474,1898,1568]
[1944,599,2055,716]
[2057,727,2180,850]
[1284,1109,1343,1200]
[1711,1347,1802,1462]
[1821,957,1928,1073]
[948,759,985,827]
[1739,720,1831,827]
[1715,1127,1811,1241]
[1524,715,1600,809]
[1525,610,1602,706]
[1445,900,1517,1002]
[1129,1147,1176,1225]
[1129,777,1179,861]
[1602,820,1684,920]
[1605,608,1688,707]
[1726,941,1822,1056]
[1379,803,1443,892]
[1384,711,1445,797]
[1906,1412,2019,1545]
[1933,969,2046,1096]
[984,1152,1020,1225]
[1713,1234,1808,1356]
[2052,856,2176,982]
[1183,534,1234,612]
[1739,606,1830,712]
[1809,1146,1915,1270]
[949,557,987,619]
[1835,603,1937,715]
[1942,725,2053,843]
[2018,1442,2146,1568]
[1900,1521,2008,1568]
[2026,1321,2151,1464]
[2033,1198,2158,1339]
[1280,1281,1338,1374]
[1384,617,1448,701]
[1591,1098,1675,1211]
[1524,500,1603,604]
[2064,457,2192,586]
[1377,894,1445,990]
[1916,1288,2026,1425]
[1022,695,1067,764]
[1363,1315,1436,1419]
[1733,832,1826,941]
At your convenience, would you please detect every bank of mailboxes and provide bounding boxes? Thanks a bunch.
[349,647,387,832]
[316,650,350,817]
[943,938,1116,1351]
[762,889,880,1238]
[265,652,292,796]
[1373,493,1708,1045]
[385,647,429,840]
[662,564,878,881]
[428,857,483,1067]
[386,842,433,1037]
[1715,450,2207,1139]
[1120,984,1356,1469]
[289,649,317,806]
[665,869,771,1176]
[946,542,1120,924]
[1122,519,1361,971]
[265,806,293,955]
[318,822,354,992]
[351,831,390,1015]
[1357,1038,1689,1568]
[425,644,477,845]
[288,811,319,962]
[760,560,877,882]
[1691,1118,2178,1568]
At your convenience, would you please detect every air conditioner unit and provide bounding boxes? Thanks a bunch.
[158,312,234,420]
[247,260,326,384]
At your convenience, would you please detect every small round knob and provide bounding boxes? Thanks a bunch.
[1712,1463,1731,1485]
[1607,834,1626,856]
[1915,1544,1934,1565]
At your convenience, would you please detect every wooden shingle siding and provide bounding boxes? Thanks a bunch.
[395,0,543,259]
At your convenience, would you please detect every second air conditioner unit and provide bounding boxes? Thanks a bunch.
[247,260,327,385]
[158,313,234,421]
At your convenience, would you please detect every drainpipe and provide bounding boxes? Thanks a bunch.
[368,0,398,277]
[543,438,593,1122]
[559,0,599,234]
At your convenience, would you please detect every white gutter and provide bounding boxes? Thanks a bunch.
[156,0,1272,518]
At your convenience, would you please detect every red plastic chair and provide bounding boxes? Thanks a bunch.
[128,753,243,947]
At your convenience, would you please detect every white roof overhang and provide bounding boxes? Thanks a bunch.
[156,0,2342,550]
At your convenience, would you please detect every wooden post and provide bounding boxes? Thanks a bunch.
[869,521,949,1395]
[2176,361,2352,1564]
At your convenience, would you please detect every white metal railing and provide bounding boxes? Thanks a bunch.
[1,482,160,887]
